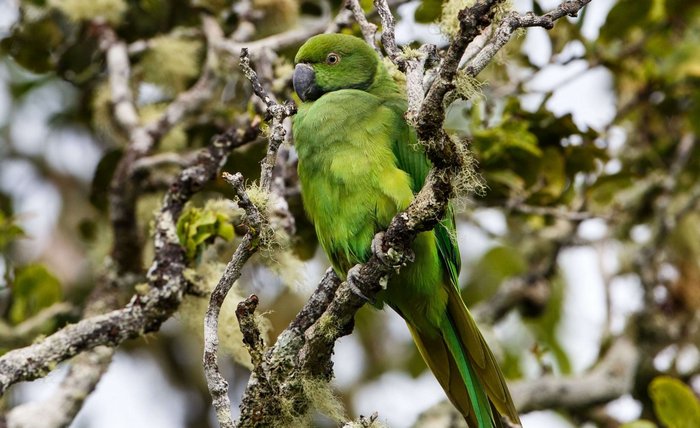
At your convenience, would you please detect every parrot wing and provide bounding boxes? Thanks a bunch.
[386,97,521,426]
[384,98,462,282]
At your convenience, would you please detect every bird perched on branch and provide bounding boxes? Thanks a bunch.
[292,33,521,428]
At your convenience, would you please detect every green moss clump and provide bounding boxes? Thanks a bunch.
[439,0,476,38]
[454,70,484,101]
[140,35,202,93]
[178,263,270,369]
[301,377,347,423]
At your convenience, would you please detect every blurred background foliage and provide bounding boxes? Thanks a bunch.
[0,0,699,427]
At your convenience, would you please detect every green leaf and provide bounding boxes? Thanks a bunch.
[689,91,700,136]
[663,40,700,80]
[586,173,635,212]
[565,144,608,175]
[525,275,571,374]
[90,149,123,212]
[0,212,25,253]
[9,264,62,325]
[649,376,700,428]
[621,421,658,428]
[472,119,542,162]
[599,0,653,43]
[176,203,236,262]
[484,170,526,193]
[0,8,65,74]
[532,147,567,203]
[415,0,443,23]
[463,246,527,304]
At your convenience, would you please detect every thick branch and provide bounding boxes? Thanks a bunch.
[510,337,639,412]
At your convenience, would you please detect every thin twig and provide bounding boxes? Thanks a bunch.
[464,0,592,77]
[216,0,412,57]
[348,0,379,53]
[635,134,697,304]
[507,203,605,221]
[203,173,263,428]
[373,0,402,66]
[236,295,265,367]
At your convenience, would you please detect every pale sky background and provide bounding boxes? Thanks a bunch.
[0,0,651,427]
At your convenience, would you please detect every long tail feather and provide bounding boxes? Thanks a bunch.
[408,321,501,428]
[443,314,500,428]
[445,285,520,426]
[407,286,520,428]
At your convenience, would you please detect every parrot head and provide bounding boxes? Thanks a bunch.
[293,34,380,102]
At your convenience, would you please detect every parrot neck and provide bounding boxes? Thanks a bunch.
[367,60,402,99]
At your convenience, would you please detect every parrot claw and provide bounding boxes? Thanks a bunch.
[372,232,413,272]
[371,232,388,264]
[346,265,375,304]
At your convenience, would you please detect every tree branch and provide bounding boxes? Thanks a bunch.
[236,295,265,368]
[635,133,697,304]
[3,18,235,428]
[217,0,411,58]
[510,337,639,412]
[373,0,402,65]
[203,172,264,428]
[348,0,379,53]
[464,0,592,77]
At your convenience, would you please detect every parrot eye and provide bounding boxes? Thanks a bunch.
[325,53,340,65]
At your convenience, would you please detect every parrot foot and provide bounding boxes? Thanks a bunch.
[346,265,375,304]
[372,232,413,272]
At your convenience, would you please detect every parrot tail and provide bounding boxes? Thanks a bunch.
[407,285,521,428]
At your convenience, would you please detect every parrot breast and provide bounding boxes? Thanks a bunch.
[294,89,414,275]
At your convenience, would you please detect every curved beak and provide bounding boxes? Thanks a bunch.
[293,63,322,102]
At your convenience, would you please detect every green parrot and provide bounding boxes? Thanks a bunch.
[292,34,520,428]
